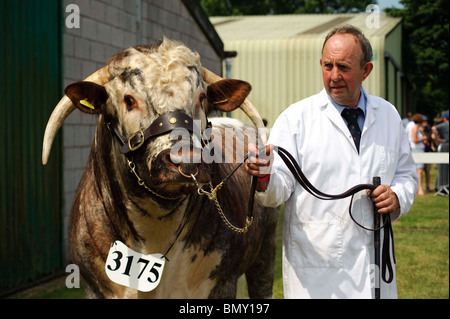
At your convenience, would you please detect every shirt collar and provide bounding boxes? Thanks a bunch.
[328,86,367,116]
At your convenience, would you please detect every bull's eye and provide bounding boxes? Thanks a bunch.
[124,95,137,111]
[198,93,206,109]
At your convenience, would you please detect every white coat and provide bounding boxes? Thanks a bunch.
[255,88,418,299]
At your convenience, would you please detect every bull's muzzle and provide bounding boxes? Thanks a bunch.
[155,148,209,184]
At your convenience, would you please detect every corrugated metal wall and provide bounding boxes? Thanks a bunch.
[213,15,404,128]
[0,0,63,295]
[384,23,404,115]
[225,36,385,128]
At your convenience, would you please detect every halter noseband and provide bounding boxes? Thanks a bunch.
[108,111,210,155]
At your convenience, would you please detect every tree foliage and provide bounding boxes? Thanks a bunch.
[387,0,449,117]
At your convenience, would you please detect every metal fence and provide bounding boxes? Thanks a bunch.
[436,142,449,196]
[0,0,63,296]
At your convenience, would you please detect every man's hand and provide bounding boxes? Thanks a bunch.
[368,185,400,214]
[245,144,274,192]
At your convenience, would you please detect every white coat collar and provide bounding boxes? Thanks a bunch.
[362,92,378,134]
[319,87,379,150]
[319,89,350,137]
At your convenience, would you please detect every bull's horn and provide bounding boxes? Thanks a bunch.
[42,66,109,165]
[202,68,267,144]
[202,67,223,83]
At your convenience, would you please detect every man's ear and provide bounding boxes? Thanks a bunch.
[64,81,108,114]
[206,79,252,112]
[362,62,373,81]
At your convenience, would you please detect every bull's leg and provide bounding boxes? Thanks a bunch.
[208,276,238,298]
[245,248,276,298]
[82,282,99,299]
[245,212,278,299]
[80,275,104,299]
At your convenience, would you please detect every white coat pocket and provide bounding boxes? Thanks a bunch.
[381,147,399,183]
[290,219,343,269]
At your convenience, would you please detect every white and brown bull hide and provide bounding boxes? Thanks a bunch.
[42,38,278,299]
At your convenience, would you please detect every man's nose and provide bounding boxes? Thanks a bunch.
[330,66,341,81]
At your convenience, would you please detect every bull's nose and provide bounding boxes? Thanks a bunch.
[161,148,202,177]
[151,148,209,186]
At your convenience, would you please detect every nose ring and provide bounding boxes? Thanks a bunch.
[178,166,199,179]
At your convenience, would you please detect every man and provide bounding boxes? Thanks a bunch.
[402,112,412,128]
[432,111,449,144]
[246,25,418,298]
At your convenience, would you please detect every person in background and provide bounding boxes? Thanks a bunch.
[431,112,449,195]
[432,111,449,144]
[421,115,432,192]
[407,113,428,195]
[402,111,412,128]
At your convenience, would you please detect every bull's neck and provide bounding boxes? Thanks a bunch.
[90,119,142,245]
[126,195,191,255]
[92,118,195,254]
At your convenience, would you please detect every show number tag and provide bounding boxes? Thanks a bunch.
[105,240,165,292]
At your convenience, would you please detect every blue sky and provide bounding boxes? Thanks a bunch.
[377,0,404,11]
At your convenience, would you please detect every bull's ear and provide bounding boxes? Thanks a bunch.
[206,79,251,112]
[64,81,108,114]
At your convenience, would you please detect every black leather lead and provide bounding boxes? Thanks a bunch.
[248,146,395,284]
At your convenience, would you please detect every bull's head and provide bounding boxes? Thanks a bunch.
[42,39,265,202]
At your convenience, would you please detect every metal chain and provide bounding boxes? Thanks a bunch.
[213,196,253,233]
[126,157,253,232]
[191,176,253,233]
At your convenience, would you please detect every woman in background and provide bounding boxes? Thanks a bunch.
[408,113,429,195]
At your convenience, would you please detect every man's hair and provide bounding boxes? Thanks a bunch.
[322,25,373,68]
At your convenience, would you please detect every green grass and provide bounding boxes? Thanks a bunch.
[273,206,284,299]
[393,192,449,298]
[6,277,85,299]
[393,165,449,299]
[8,168,449,299]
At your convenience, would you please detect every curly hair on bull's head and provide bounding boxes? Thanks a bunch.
[106,38,206,117]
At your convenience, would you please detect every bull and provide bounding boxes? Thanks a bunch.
[42,38,278,299]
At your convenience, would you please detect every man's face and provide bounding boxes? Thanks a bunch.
[320,33,373,108]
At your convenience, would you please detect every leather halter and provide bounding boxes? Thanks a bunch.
[107,111,208,155]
